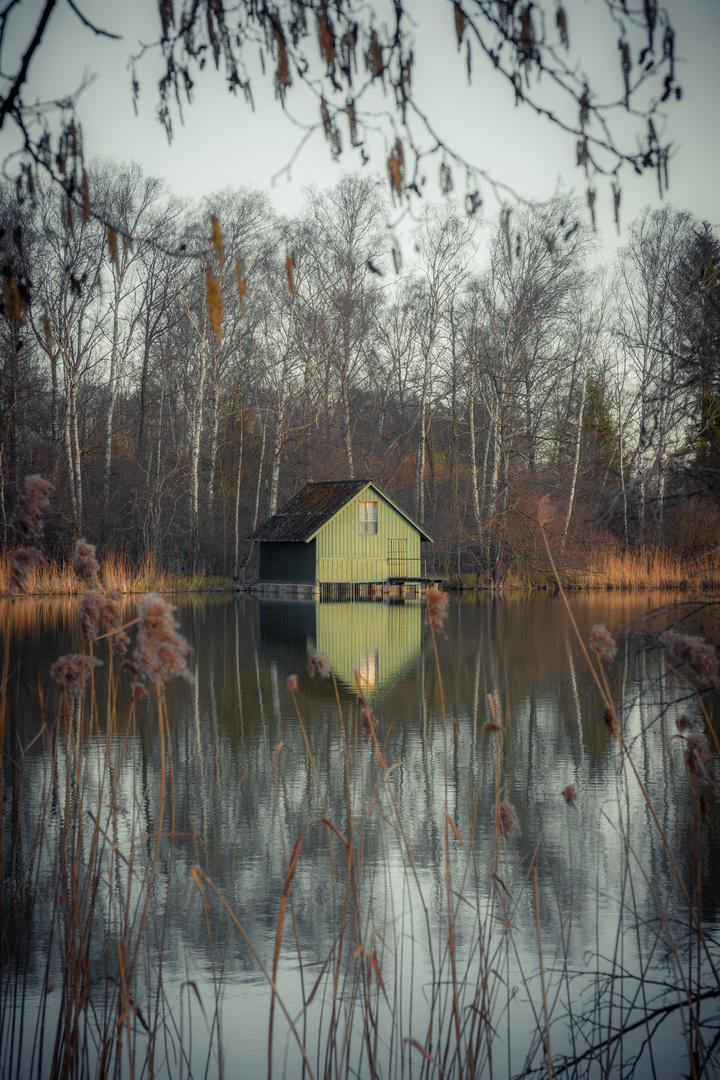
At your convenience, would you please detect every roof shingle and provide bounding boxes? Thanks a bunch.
[249,480,372,542]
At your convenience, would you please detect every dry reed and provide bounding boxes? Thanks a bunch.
[589,545,720,590]
[0,549,231,596]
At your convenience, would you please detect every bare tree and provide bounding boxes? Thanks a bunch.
[615,207,697,546]
[33,183,106,533]
[88,163,169,521]
[562,288,609,538]
[473,200,591,582]
[412,203,477,525]
[301,175,386,477]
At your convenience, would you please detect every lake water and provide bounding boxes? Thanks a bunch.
[2,591,719,1079]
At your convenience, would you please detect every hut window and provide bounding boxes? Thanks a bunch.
[359,651,378,688]
[359,501,378,534]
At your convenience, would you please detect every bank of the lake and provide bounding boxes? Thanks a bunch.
[4,541,720,597]
[1,548,232,596]
[440,543,720,591]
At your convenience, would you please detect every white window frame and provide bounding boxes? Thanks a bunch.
[359,501,378,534]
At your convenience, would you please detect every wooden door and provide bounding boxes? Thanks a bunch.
[388,537,407,579]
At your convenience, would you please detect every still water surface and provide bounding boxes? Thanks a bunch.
[2,591,719,1078]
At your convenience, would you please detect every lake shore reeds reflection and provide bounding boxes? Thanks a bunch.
[1,591,719,1078]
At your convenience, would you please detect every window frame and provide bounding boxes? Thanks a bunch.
[358,500,378,535]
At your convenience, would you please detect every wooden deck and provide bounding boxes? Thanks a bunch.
[241,578,445,601]
[388,576,443,585]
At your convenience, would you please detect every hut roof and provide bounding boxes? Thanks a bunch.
[249,480,433,543]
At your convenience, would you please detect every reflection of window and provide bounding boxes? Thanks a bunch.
[359,501,378,534]
[359,651,378,688]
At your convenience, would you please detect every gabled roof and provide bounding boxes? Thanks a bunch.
[248,480,433,543]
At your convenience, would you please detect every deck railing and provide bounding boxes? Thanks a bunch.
[387,557,429,580]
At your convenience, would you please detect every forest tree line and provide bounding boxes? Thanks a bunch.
[1,164,718,584]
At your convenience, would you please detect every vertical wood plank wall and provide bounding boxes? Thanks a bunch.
[259,539,317,583]
[315,489,421,583]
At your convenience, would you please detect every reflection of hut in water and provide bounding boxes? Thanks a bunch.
[248,480,435,598]
[315,601,423,692]
[256,596,424,693]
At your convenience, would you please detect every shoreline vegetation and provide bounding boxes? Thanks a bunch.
[2,545,719,597]
[0,550,232,597]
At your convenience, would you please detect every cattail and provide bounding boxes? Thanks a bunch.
[424,584,448,637]
[307,652,330,679]
[537,494,554,528]
[51,654,102,697]
[102,591,130,659]
[603,707,618,738]
[589,624,617,664]
[133,593,193,692]
[206,268,223,345]
[287,674,298,693]
[9,475,55,541]
[360,702,377,735]
[562,784,577,806]
[684,733,714,787]
[73,539,100,587]
[495,801,521,837]
[122,658,149,700]
[79,589,104,643]
[660,630,719,686]
[483,719,504,735]
[6,546,46,596]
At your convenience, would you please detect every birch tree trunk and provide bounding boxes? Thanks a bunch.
[71,383,83,531]
[49,348,59,444]
[563,354,588,538]
[102,299,122,516]
[481,419,491,512]
[618,402,629,549]
[206,368,221,521]
[268,393,287,518]
[342,378,354,478]
[252,409,267,531]
[189,335,208,570]
[233,409,244,580]
[468,372,481,527]
[415,390,428,524]
[485,402,502,573]
[62,371,83,534]
[63,396,78,528]
[155,374,165,491]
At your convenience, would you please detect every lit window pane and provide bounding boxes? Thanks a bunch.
[359,501,377,534]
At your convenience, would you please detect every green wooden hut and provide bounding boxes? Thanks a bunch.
[249,480,433,587]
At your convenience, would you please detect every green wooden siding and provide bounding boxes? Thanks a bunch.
[259,539,316,583]
[315,488,421,583]
[314,600,423,691]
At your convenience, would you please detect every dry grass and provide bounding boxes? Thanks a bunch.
[589,545,720,590]
[0,549,231,596]
[445,543,720,592]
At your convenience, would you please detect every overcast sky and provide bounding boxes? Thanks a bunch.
[3,0,719,256]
